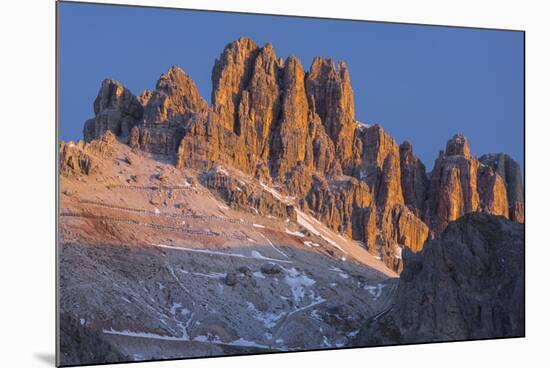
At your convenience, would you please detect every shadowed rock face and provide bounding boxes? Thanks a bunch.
[59,312,126,366]
[479,153,524,222]
[83,80,144,142]
[75,37,523,272]
[399,141,429,221]
[355,213,524,345]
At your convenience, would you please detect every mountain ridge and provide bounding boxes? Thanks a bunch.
[68,37,524,272]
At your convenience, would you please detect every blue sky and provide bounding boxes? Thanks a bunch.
[58,2,524,172]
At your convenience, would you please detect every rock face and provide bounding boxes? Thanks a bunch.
[83,80,143,142]
[270,56,310,181]
[71,37,524,272]
[479,153,524,222]
[306,175,374,238]
[200,168,297,221]
[356,213,524,345]
[399,141,429,221]
[428,134,481,234]
[477,165,509,217]
[305,58,356,171]
[143,66,208,126]
[61,131,117,176]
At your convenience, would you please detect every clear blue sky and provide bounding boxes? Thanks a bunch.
[58,2,524,172]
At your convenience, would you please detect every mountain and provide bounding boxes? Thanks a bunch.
[355,212,524,345]
[59,37,525,365]
[77,37,524,272]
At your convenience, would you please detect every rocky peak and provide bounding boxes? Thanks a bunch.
[237,42,281,159]
[92,79,142,117]
[143,66,207,125]
[83,79,143,142]
[428,132,524,234]
[211,37,261,131]
[305,57,356,170]
[445,133,471,157]
[429,133,480,234]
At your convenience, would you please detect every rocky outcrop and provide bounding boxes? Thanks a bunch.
[479,153,524,222]
[143,66,208,126]
[428,134,482,234]
[356,213,524,345]
[477,165,509,217]
[83,79,143,142]
[60,141,95,176]
[306,175,373,238]
[61,131,118,176]
[428,134,524,235]
[365,205,429,272]
[200,168,297,221]
[129,66,208,155]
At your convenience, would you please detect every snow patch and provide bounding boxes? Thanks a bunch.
[184,271,226,279]
[155,244,291,263]
[364,283,385,299]
[395,244,403,260]
[297,210,347,253]
[252,271,265,279]
[285,229,305,237]
[329,266,349,279]
[230,338,271,349]
[103,328,186,341]
[250,250,291,263]
[284,267,316,302]
[246,302,284,329]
